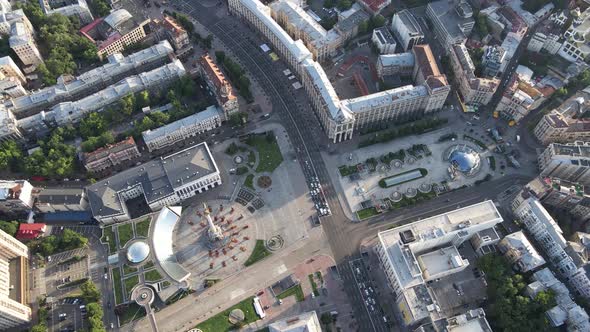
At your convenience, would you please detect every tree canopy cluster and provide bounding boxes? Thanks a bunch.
[0,140,24,172]
[359,118,449,147]
[18,2,98,85]
[28,228,88,256]
[475,12,489,37]
[215,51,253,102]
[555,69,590,100]
[25,127,78,178]
[477,253,556,331]
[0,220,19,236]
[359,15,386,35]
[90,0,111,17]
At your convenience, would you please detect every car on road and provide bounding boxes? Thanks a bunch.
[58,313,67,321]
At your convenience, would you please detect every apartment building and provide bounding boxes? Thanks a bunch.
[559,7,590,63]
[142,105,223,152]
[481,45,505,77]
[80,9,151,60]
[0,229,31,330]
[39,0,94,24]
[0,56,25,84]
[0,6,33,36]
[538,142,590,186]
[9,22,43,67]
[391,9,424,51]
[6,41,173,120]
[198,53,239,120]
[0,56,27,98]
[376,200,502,327]
[229,0,448,143]
[87,142,221,225]
[448,43,499,106]
[17,60,186,138]
[270,0,341,62]
[534,88,590,145]
[0,180,33,215]
[0,105,22,141]
[158,15,191,55]
[498,231,546,272]
[83,136,141,173]
[426,0,475,52]
[496,78,545,123]
[371,27,396,54]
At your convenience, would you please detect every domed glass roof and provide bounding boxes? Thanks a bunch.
[450,149,480,174]
[127,241,150,264]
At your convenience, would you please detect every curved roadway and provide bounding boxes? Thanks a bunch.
[177,2,534,330]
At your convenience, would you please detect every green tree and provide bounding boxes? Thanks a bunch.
[324,0,335,8]
[61,229,88,249]
[79,112,106,139]
[215,51,226,63]
[203,34,214,49]
[136,90,150,109]
[371,15,386,29]
[120,94,136,116]
[80,280,100,303]
[0,220,19,236]
[0,140,23,171]
[358,21,368,34]
[30,324,48,332]
[337,0,352,10]
[90,0,111,17]
[149,111,170,126]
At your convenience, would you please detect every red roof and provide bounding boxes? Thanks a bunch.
[359,0,387,13]
[16,223,46,240]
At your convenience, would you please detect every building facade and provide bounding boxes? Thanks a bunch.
[142,105,223,152]
[39,0,94,25]
[0,105,23,141]
[426,0,475,52]
[0,180,33,215]
[449,43,499,106]
[534,88,590,145]
[83,136,141,173]
[498,231,546,272]
[158,15,191,55]
[0,229,31,330]
[34,188,88,213]
[198,53,239,120]
[558,8,590,63]
[391,9,424,52]
[371,27,396,54]
[538,142,590,186]
[9,22,43,67]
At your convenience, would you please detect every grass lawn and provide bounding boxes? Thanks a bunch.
[245,133,283,173]
[308,274,319,297]
[135,217,151,238]
[195,296,259,332]
[122,265,137,276]
[144,269,163,282]
[244,174,254,189]
[277,284,304,302]
[117,223,134,248]
[118,302,146,326]
[244,240,272,267]
[144,261,154,269]
[112,267,123,305]
[101,227,116,254]
[338,164,358,177]
[356,207,379,220]
[123,275,139,297]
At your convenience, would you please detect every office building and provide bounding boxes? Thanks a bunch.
[80,9,151,60]
[39,0,94,24]
[198,53,238,119]
[391,9,424,52]
[448,43,499,106]
[0,228,31,330]
[534,88,590,145]
[268,311,321,332]
[17,60,186,138]
[371,27,396,54]
[270,0,342,62]
[83,136,141,173]
[34,187,88,213]
[498,231,545,272]
[559,7,590,63]
[527,268,590,329]
[376,200,502,326]
[481,45,505,77]
[9,22,43,67]
[0,180,33,214]
[538,142,590,186]
[87,142,221,225]
[426,0,475,52]
[6,41,174,119]
[142,105,223,152]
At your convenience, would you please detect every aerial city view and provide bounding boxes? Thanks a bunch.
[3,0,590,331]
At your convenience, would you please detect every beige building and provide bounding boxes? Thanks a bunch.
[449,43,499,106]
[158,15,191,55]
[0,228,31,330]
[268,311,322,331]
[496,79,545,123]
[534,88,590,145]
[199,53,238,120]
[80,10,151,60]
[538,142,590,186]
[83,136,141,173]
[0,56,25,84]
[9,22,43,67]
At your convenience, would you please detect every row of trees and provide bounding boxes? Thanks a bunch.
[215,51,253,102]
[18,2,98,85]
[477,254,556,331]
[27,228,88,256]
[359,118,449,147]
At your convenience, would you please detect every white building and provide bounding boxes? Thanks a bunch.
[268,311,321,332]
[371,27,396,54]
[445,308,493,332]
[449,43,499,106]
[534,88,590,145]
[0,7,33,36]
[391,9,424,52]
[34,188,88,213]
[538,142,590,186]
[0,180,34,215]
[426,0,475,52]
[376,52,414,77]
[498,231,545,272]
[559,8,590,63]
[87,142,221,225]
[142,105,223,152]
[528,31,563,55]
[0,229,31,330]
[481,45,505,77]
[9,22,43,67]
[376,200,502,326]
[39,0,94,25]
[0,104,22,141]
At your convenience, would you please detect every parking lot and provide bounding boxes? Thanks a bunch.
[49,301,86,332]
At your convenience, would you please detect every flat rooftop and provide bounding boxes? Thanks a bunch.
[417,246,466,280]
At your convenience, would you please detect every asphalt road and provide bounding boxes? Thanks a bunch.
[171,2,540,331]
